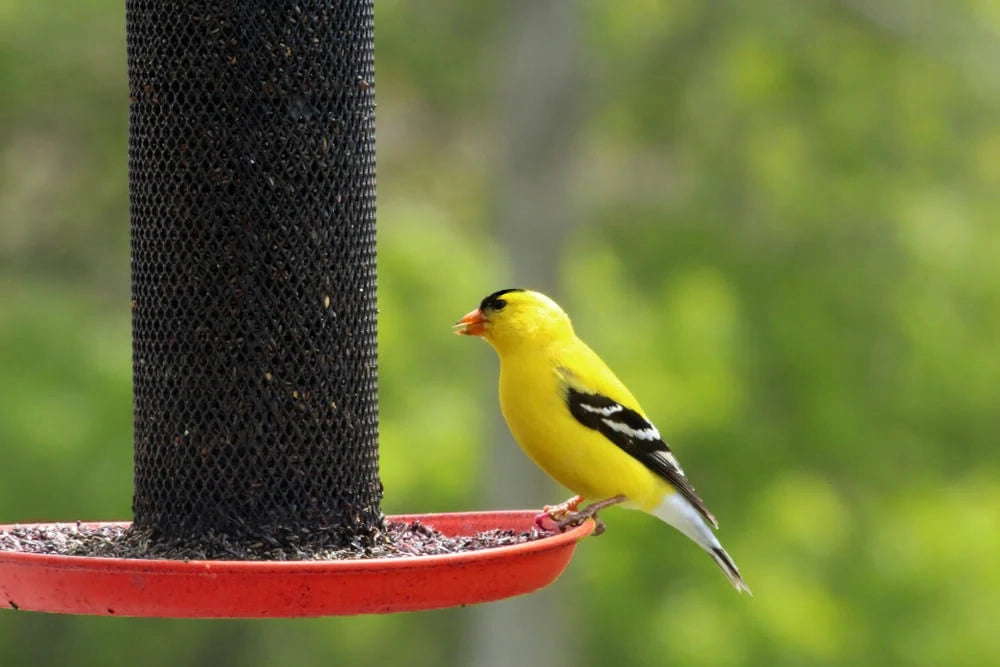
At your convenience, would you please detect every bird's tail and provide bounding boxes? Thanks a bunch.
[706,544,751,595]
[651,493,752,595]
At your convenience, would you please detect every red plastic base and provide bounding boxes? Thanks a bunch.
[0,511,590,618]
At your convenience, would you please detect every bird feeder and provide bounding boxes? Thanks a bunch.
[0,0,589,617]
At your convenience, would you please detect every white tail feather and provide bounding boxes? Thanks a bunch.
[651,493,752,595]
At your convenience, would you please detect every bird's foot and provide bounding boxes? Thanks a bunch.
[534,495,584,530]
[555,495,627,537]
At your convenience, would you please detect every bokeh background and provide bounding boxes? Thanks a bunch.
[3,1,999,665]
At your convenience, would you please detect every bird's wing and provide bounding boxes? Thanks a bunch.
[557,365,719,529]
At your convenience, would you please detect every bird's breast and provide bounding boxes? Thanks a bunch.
[497,354,668,507]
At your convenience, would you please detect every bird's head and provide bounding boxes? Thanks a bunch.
[453,288,574,352]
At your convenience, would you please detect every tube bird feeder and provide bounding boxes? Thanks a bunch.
[0,0,589,617]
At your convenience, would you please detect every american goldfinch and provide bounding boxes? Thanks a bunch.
[455,288,750,593]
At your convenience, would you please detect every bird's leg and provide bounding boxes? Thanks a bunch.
[534,495,584,529]
[557,495,627,536]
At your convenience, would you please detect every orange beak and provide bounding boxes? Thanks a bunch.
[453,308,486,336]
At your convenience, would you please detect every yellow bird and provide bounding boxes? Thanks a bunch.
[455,288,750,593]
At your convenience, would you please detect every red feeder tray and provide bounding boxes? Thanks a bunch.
[0,510,591,618]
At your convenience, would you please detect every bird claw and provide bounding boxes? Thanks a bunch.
[554,494,626,536]
[533,511,554,530]
[544,495,583,520]
[535,495,583,530]
[556,511,607,536]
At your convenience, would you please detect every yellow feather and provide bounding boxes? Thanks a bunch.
[497,333,673,511]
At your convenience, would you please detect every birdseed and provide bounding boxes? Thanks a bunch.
[0,521,550,562]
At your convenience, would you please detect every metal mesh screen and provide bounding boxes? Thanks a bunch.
[127,0,382,547]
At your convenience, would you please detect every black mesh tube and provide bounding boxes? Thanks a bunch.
[127,0,382,546]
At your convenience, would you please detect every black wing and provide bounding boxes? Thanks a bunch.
[565,386,718,528]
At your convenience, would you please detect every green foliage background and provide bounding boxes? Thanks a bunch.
[2,1,999,664]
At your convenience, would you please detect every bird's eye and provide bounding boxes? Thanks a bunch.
[492,299,506,311]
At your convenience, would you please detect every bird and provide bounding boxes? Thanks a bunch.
[454,288,750,594]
